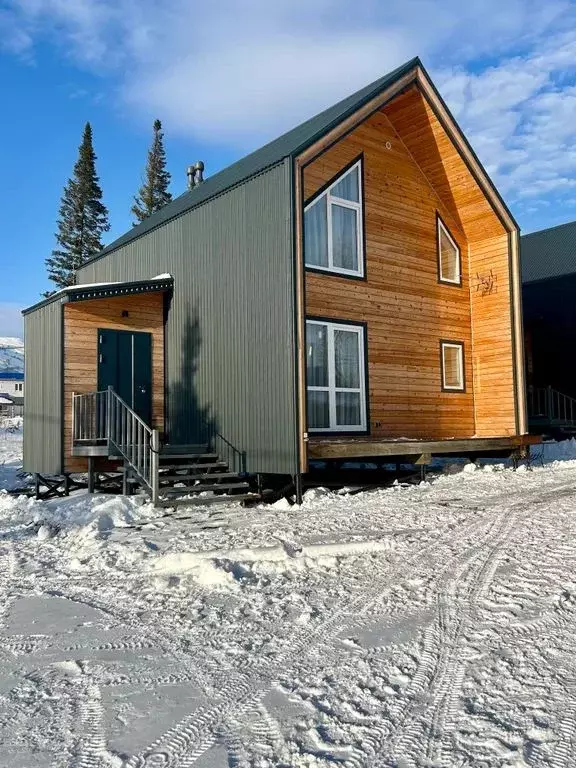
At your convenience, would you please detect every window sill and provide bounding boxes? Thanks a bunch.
[305,265,366,281]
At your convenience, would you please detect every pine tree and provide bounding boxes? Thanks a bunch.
[45,122,110,290]
[131,119,172,224]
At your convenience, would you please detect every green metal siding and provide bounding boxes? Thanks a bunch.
[23,300,63,475]
[77,160,297,475]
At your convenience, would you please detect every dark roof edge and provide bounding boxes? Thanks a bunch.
[521,219,576,240]
[289,56,421,159]
[22,276,173,316]
[417,62,519,233]
[78,57,422,271]
[522,273,576,286]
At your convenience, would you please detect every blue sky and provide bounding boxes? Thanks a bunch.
[2,0,576,338]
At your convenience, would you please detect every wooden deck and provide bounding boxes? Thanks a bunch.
[308,434,541,460]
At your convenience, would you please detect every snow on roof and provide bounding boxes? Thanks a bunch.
[22,274,174,315]
[44,273,174,299]
[0,396,13,405]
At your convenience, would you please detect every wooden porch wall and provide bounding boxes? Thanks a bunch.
[303,109,475,439]
[63,292,165,473]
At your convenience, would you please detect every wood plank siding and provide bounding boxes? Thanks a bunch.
[301,85,518,441]
[469,234,516,436]
[63,292,165,473]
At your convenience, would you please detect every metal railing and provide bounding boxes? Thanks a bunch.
[528,386,576,427]
[72,390,108,442]
[72,387,160,504]
[213,431,247,475]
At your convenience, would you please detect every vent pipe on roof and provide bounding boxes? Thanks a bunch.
[187,161,205,190]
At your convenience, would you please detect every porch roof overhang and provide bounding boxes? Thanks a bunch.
[22,275,174,316]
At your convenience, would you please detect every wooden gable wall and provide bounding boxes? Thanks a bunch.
[383,86,517,437]
[301,84,518,440]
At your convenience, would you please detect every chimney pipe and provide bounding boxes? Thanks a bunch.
[187,161,205,190]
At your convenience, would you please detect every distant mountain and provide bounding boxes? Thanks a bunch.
[0,338,24,374]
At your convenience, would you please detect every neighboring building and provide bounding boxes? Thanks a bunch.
[0,371,24,399]
[521,220,576,431]
[23,57,529,505]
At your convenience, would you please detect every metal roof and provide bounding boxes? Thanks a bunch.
[0,372,24,380]
[23,276,173,315]
[82,57,422,266]
[521,220,576,283]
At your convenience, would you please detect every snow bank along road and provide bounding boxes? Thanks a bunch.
[2,428,576,766]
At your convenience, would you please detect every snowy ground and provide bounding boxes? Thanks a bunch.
[2,427,576,766]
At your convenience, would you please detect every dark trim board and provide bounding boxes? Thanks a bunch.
[308,434,541,460]
[508,231,521,436]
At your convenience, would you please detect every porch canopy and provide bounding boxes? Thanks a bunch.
[23,274,174,315]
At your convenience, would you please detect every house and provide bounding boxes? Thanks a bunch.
[0,372,24,418]
[0,371,24,399]
[23,57,531,505]
[522,220,576,432]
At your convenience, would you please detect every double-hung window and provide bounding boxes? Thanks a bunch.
[304,159,364,278]
[306,319,367,432]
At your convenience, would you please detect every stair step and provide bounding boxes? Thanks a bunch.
[161,444,208,455]
[156,493,260,508]
[159,453,219,462]
[161,482,250,495]
[159,462,228,474]
[160,472,241,482]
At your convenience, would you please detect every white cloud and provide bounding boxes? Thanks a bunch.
[5,0,576,223]
[0,303,24,340]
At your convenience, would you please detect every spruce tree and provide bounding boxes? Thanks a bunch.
[131,119,172,224]
[45,122,110,290]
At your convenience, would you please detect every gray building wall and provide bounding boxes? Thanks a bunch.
[23,300,63,475]
[77,161,298,475]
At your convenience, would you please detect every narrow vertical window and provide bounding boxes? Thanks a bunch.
[304,159,364,278]
[441,341,465,391]
[306,319,367,431]
[437,216,461,285]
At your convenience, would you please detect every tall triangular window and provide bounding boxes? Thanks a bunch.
[304,159,364,278]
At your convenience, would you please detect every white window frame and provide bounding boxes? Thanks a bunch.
[441,341,465,391]
[306,319,367,432]
[304,160,364,278]
[437,217,461,285]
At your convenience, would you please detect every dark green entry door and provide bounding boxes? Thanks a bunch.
[97,329,152,425]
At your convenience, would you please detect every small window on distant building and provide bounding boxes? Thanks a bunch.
[441,341,464,391]
[437,216,461,285]
[304,159,364,278]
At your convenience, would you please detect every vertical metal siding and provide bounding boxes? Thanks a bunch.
[23,300,63,475]
[76,161,297,474]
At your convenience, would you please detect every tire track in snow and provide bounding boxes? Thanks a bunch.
[127,478,576,767]
[365,481,576,767]
[71,682,108,768]
[0,543,15,626]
